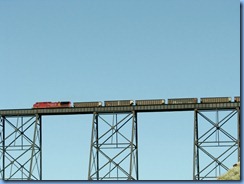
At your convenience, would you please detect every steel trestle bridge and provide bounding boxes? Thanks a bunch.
[0,101,240,180]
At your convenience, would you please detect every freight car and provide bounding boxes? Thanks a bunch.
[168,98,198,104]
[104,100,133,107]
[234,96,240,102]
[73,101,102,107]
[200,97,231,103]
[135,99,165,105]
[33,101,72,108]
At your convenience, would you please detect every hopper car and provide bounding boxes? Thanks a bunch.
[104,100,133,107]
[200,97,231,103]
[73,101,102,107]
[234,96,240,102]
[136,99,165,105]
[168,98,198,104]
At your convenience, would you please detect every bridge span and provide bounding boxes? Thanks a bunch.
[0,100,240,180]
[0,102,239,116]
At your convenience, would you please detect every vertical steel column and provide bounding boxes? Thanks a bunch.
[1,116,5,180]
[237,107,240,162]
[0,117,2,179]
[39,115,42,180]
[88,113,99,180]
[135,112,139,180]
[28,114,42,180]
[88,111,138,180]
[193,109,199,180]
[129,111,138,180]
[95,113,99,180]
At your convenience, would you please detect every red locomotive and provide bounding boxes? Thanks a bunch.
[33,101,72,108]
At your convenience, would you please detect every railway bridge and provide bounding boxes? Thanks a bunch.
[0,97,240,180]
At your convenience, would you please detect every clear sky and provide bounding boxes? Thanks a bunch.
[0,0,240,182]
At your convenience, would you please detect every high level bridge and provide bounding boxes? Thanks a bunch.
[0,97,240,180]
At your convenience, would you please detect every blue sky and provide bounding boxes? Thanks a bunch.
[0,0,240,182]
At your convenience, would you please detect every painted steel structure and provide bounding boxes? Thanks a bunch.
[88,112,138,180]
[193,108,240,180]
[0,101,240,180]
[0,115,42,180]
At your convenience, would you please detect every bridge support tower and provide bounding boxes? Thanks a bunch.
[193,107,240,180]
[0,115,42,180]
[88,111,138,180]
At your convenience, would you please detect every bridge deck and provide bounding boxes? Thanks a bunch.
[0,102,240,116]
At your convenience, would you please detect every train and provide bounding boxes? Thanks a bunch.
[33,101,72,108]
[32,96,240,108]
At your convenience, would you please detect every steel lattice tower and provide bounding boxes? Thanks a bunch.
[193,108,240,180]
[88,111,138,180]
[0,115,42,180]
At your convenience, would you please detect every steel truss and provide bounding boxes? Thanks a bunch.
[193,108,240,180]
[0,115,42,180]
[88,111,138,180]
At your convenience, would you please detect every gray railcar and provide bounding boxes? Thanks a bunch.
[200,97,231,103]
[136,99,165,106]
[168,98,198,104]
[73,101,102,107]
[104,100,133,106]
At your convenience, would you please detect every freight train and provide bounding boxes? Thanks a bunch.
[32,97,240,108]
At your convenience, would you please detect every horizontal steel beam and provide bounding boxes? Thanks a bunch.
[0,102,240,116]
